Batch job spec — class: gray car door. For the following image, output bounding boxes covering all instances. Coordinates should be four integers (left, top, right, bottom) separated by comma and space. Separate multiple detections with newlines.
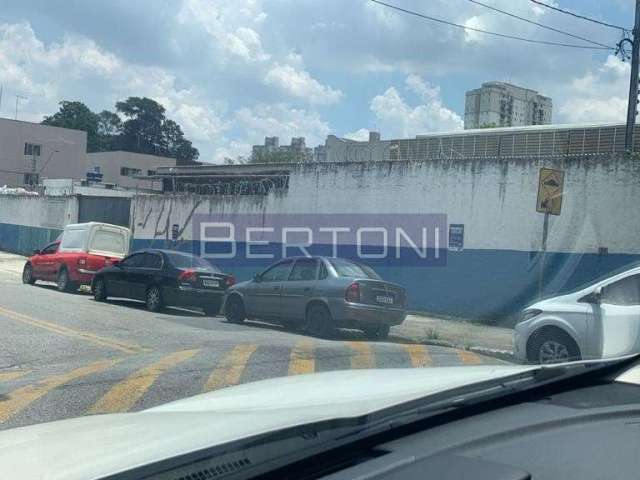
249, 260, 293, 318
280, 258, 319, 321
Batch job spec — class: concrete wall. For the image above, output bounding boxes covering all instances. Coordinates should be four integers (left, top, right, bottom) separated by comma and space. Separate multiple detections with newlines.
0, 118, 87, 187
0, 195, 78, 254
86, 151, 174, 191
130, 154, 640, 323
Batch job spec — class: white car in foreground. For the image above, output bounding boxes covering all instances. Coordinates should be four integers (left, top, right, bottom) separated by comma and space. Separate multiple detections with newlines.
515, 264, 640, 364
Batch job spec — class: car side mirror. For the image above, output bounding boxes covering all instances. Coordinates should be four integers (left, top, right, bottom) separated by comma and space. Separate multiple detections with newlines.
253, 273, 262, 282
579, 286, 602, 304
112, 260, 122, 268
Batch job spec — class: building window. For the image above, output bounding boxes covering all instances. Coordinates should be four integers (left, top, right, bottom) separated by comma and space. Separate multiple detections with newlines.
23, 173, 39, 185
24, 143, 41, 156
147, 169, 156, 176
120, 167, 141, 177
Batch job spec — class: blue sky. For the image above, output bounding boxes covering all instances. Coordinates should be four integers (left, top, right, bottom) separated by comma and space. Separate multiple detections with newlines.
0, 0, 634, 162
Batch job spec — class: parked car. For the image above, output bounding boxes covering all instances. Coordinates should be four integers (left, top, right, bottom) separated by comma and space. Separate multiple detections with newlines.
223, 256, 407, 338
22, 222, 131, 292
91, 249, 235, 315
514, 263, 640, 364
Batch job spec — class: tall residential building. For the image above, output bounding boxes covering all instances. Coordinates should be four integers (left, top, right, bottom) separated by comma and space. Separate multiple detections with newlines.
464, 81, 552, 129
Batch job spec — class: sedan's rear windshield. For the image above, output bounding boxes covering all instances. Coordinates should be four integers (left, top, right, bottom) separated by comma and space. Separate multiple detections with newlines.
166, 252, 220, 272
329, 258, 381, 279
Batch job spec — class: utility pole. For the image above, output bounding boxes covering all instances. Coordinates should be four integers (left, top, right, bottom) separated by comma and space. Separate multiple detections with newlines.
624, 0, 640, 153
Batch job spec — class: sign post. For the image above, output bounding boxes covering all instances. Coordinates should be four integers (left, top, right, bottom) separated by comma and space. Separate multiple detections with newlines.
536, 168, 564, 296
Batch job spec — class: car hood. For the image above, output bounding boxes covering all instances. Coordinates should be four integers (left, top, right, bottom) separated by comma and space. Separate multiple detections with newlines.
0, 365, 534, 480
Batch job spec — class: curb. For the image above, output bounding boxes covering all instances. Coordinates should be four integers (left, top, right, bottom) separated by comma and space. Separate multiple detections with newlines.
388, 333, 517, 364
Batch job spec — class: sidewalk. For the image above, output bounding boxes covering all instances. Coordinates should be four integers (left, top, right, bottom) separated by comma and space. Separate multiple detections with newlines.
0, 251, 26, 277
392, 314, 515, 360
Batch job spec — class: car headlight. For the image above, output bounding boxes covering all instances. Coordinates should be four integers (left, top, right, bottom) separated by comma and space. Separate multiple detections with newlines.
521, 309, 542, 322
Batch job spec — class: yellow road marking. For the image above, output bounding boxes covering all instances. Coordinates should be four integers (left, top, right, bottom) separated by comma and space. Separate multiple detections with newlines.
457, 349, 482, 365
0, 305, 147, 354
347, 342, 375, 369
88, 349, 199, 414
401, 344, 432, 367
0, 360, 117, 423
204, 344, 258, 391
0, 370, 31, 382
288, 339, 316, 375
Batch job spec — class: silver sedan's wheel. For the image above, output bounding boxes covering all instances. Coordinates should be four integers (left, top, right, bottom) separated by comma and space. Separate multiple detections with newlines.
305, 304, 334, 339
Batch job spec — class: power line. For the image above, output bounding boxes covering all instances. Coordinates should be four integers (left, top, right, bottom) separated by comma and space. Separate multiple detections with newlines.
467, 0, 613, 49
530, 0, 628, 32
369, 0, 613, 50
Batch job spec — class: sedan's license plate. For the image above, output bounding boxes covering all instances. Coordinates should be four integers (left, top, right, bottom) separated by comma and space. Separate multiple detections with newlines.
376, 295, 394, 305
202, 279, 220, 288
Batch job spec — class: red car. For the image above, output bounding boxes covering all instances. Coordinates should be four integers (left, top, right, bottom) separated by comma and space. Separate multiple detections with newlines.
22, 222, 131, 292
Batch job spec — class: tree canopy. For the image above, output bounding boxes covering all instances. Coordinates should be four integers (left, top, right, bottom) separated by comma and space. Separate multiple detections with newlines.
42, 97, 199, 163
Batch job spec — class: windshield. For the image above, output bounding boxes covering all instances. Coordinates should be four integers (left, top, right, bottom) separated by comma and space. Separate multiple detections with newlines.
330, 258, 382, 279
2, 0, 639, 475
165, 251, 219, 271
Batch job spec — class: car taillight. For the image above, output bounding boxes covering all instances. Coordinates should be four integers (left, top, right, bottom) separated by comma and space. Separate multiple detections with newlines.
225, 275, 236, 287
345, 282, 360, 303
77, 258, 87, 266
178, 269, 197, 283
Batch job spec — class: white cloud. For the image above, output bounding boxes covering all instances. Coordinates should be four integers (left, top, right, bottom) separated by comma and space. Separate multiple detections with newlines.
233, 103, 330, 147
177, 0, 269, 63
264, 63, 343, 105
369, 75, 463, 137
0, 22, 121, 99
557, 55, 629, 124
0, 21, 228, 157
344, 128, 371, 141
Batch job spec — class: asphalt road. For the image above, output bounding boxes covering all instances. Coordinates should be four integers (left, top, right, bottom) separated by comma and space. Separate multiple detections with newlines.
0, 266, 504, 431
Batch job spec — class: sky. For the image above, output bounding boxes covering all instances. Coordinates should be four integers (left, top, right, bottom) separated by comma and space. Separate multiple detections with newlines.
0, 0, 634, 163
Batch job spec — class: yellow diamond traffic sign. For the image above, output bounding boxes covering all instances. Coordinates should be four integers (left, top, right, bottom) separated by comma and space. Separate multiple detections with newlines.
536, 167, 564, 216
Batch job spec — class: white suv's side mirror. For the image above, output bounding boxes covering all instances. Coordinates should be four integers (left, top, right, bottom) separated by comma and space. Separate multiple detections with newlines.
580, 286, 602, 304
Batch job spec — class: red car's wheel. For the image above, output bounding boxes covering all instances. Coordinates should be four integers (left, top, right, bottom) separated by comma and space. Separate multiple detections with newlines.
22, 263, 36, 285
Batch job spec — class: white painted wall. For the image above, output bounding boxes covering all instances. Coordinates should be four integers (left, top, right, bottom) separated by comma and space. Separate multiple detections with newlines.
0, 195, 78, 229
131, 155, 640, 256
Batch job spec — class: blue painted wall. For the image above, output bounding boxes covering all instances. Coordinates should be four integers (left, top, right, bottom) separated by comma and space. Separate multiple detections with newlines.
0, 223, 62, 256
131, 237, 640, 325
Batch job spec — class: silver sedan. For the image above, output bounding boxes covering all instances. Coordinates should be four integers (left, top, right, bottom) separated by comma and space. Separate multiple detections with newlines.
223, 256, 407, 338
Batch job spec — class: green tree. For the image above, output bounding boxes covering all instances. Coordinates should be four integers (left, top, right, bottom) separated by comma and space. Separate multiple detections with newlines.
250, 150, 298, 164
42, 101, 100, 152
96, 110, 122, 151
43, 97, 199, 163
116, 97, 199, 163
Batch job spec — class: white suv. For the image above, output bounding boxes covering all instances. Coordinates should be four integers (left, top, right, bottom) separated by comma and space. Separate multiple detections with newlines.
514, 264, 640, 364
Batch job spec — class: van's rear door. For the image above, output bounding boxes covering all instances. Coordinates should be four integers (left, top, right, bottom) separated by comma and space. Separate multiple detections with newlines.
87, 224, 131, 261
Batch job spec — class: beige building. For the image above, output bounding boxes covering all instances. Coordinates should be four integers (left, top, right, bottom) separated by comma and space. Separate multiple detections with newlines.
86, 151, 175, 191
465, 81, 552, 129
0, 118, 87, 187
